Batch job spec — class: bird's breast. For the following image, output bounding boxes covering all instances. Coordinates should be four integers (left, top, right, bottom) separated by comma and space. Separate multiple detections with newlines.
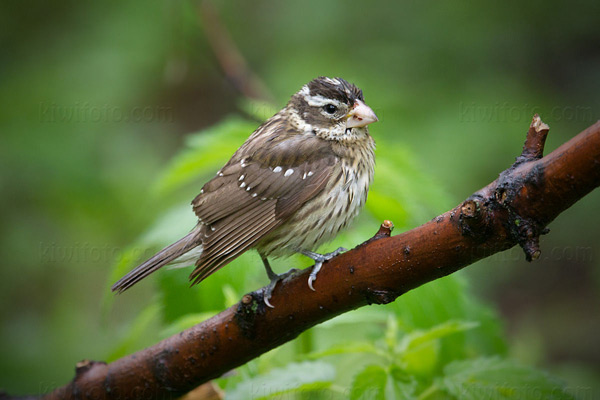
257, 143, 375, 257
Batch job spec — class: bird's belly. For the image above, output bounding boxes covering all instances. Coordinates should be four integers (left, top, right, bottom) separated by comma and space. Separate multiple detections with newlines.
256, 164, 371, 258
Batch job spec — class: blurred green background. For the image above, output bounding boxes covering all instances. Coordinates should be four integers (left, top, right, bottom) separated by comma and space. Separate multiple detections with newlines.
1, 0, 599, 398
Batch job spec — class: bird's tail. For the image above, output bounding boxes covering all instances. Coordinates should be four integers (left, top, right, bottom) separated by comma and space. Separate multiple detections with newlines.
111, 228, 202, 293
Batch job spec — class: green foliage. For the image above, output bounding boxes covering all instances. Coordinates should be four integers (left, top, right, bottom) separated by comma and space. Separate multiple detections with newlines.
107, 303, 162, 361
153, 117, 258, 196
440, 357, 575, 400
350, 364, 414, 400
226, 361, 335, 400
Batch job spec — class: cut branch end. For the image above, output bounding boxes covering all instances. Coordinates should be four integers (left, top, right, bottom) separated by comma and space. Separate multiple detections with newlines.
374, 220, 394, 239
519, 114, 550, 162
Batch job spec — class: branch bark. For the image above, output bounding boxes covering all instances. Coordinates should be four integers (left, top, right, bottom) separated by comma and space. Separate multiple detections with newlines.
10, 116, 600, 400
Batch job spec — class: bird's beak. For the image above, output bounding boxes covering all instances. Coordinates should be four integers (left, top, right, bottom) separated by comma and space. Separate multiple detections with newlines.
346, 99, 378, 128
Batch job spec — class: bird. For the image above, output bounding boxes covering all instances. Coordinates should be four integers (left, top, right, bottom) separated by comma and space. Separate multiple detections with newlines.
112, 77, 378, 307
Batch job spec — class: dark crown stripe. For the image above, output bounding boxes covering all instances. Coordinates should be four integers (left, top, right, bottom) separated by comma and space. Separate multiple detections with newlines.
307, 77, 364, 104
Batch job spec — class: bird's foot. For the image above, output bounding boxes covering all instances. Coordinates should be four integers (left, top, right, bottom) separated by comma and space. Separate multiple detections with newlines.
301, 247, 347, 291
263, 268, 300, 308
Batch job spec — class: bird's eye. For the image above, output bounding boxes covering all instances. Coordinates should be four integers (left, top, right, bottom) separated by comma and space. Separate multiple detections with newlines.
323, 104, 337, 114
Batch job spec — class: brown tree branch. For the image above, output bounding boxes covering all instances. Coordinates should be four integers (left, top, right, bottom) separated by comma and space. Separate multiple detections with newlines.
7, 116, 599, 400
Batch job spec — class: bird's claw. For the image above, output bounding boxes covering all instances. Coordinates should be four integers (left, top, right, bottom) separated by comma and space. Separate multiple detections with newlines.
303, 247, 347, 291
263, 268, 300, 308
264, 295, 274, 308
308, 262, 322, 291
263, 280, 278, 308
263, 244, 348, 304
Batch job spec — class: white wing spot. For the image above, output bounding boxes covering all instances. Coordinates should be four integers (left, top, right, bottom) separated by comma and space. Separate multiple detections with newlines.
252, 193, 257, 197
302, 172, 307, 179
284, 168, 294, 177
261, 197, 267, 201
218, 172, 223, 177
240, 182, 246, 188
239, 175, 245, 181
210, 226, 216, 232
246, 186, 251, 191
273, 166, 282, 173
240, 158, 248, 168
307, 171, 314, 177
200, 189, 204, 193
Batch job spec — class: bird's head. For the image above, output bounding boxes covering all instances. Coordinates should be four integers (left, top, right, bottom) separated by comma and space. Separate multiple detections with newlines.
289, 77, 378, 142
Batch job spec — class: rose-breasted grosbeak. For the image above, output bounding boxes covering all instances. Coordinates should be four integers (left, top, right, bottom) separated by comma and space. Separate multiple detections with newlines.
112, 77, 378, 307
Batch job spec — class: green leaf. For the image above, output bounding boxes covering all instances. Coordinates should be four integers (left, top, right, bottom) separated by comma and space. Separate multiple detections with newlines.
351, 365, 417, 400
317, 309, 390, 329
388, 365, 418, 399
137, 203, 198, 246
399, 320, 480, 353
107, 303, 162, 361
226, 361, 335, 400
385, 274, 507, 361
102, 203, 196, 316
385, 315, 400, 352
152, 117, 258, 196
398, 320, 479, 377
368, 142, 452, 229
101, 245, 149, 315
308, 342, 385, 360
440, 357, 575, 400
222, 284, 240, 308
351, 365, 388, 400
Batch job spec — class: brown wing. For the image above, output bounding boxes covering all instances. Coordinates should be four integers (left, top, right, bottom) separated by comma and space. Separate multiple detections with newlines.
189, 130, 338, 284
